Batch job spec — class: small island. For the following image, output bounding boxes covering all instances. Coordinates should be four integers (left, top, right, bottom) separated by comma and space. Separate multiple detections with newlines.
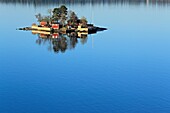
18, 5, 107, 53
18, 5, 107, 34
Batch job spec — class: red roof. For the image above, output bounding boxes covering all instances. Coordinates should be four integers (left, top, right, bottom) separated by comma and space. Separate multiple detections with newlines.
52, 24, 59, 29
40, 21, 47, 26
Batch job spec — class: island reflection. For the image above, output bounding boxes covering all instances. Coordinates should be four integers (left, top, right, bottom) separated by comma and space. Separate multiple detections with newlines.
33, 31, 92, 53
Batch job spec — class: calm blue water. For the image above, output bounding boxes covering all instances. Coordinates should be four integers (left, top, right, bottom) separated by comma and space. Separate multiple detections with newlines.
1, 1, 170, 113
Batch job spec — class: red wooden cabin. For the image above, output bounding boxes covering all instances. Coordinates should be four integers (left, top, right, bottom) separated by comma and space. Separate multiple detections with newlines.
40, 21, 47, 26
52, 24, 59, 30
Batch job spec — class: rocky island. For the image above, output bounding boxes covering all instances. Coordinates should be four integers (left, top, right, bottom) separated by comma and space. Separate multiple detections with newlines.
18, 5, 107, 34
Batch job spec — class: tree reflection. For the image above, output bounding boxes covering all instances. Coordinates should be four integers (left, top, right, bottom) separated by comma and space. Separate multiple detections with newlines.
33, 31, 89, 54
1, 0, 170, 6
52, 37, 67, 53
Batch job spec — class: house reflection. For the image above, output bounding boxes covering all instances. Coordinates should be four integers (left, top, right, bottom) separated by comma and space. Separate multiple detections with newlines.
33, 30, 90, 53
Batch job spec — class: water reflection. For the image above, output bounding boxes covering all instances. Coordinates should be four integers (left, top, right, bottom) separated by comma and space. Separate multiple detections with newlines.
1, 0, 170, 6
33, 30, 91, 53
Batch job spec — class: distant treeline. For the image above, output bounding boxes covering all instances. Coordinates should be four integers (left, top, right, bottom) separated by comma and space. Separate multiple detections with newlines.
1, 0, 170, 6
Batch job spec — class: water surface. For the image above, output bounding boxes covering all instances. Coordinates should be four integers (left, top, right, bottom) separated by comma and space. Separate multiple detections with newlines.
0, 1, 170, 113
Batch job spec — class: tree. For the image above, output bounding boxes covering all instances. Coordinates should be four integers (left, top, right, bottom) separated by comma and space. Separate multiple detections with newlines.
60, 13, 67, 26
52, 5, 68, 24
67, 11, 78, 27
35, 5, 89, 28
35, 13, 51, 22
35, 13, 43, 22
60, 5, 67, 15
52, 8, 60, 22
60, 5, 68, 26
80, 16, 88, 27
